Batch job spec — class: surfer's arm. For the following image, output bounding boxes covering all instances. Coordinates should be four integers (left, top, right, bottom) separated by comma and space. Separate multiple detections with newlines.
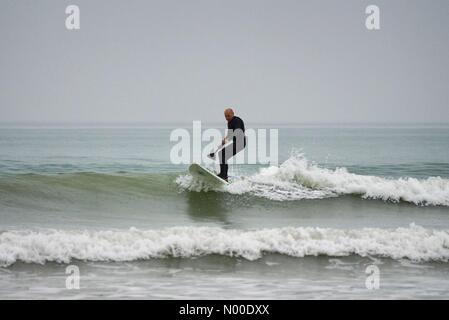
223, 118, 244, 145
223, 129, 233, 145
223, 117, 244, 145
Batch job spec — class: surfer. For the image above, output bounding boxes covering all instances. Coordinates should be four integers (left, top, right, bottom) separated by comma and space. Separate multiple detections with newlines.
217, 108, 246, 181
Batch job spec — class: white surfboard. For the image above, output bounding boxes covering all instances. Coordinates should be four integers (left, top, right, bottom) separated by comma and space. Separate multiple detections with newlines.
188, 163, 229, 185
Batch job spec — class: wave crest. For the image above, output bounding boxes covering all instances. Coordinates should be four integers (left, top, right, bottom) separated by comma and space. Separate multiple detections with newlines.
1, 224, 448, 266
179, 154, 449, 205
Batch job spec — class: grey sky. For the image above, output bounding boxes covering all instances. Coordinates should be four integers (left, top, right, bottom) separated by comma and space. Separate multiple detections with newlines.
1, 0, 448, 124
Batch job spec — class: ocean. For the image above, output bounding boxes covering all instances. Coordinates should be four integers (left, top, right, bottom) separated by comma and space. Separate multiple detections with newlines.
0, 124, 448, 299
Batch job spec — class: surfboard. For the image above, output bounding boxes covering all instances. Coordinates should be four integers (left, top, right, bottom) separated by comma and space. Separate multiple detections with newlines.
188, 163, 229, 185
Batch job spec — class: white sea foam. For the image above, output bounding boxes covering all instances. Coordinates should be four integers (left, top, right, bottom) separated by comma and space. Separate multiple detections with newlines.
178, 154, 449, 205
1, 224, 448, 266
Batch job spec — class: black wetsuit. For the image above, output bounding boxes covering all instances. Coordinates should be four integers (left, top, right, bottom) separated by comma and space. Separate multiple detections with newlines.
218, 116, 246, 179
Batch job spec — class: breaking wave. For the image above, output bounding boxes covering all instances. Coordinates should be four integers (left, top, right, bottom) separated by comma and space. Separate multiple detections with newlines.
177, 154, 449, 205
1, 224, 448, 267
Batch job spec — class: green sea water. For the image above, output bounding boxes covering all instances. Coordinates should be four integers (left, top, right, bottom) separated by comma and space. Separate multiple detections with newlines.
1, 124, 448, 299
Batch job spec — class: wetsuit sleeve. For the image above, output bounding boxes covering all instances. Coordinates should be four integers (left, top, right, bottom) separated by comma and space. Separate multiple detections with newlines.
225, 118, 234, 141
225, 117, 245, 142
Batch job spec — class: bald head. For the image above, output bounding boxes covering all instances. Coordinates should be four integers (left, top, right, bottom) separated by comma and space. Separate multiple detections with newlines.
224, 108, 234, 122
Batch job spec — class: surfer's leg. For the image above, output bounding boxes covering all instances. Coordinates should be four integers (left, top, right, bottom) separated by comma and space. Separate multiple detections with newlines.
218, 144, 234, 179
218, 164, 228, 180
218, 143, 246, 180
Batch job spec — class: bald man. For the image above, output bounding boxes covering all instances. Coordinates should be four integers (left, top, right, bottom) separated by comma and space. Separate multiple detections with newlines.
217, 108, 246, 181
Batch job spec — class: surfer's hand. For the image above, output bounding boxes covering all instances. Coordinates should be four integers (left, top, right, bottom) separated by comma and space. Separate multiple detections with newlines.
221, 139, 226, 145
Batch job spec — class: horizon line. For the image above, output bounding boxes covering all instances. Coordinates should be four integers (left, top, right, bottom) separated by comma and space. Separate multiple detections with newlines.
1, 121, 449, 129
